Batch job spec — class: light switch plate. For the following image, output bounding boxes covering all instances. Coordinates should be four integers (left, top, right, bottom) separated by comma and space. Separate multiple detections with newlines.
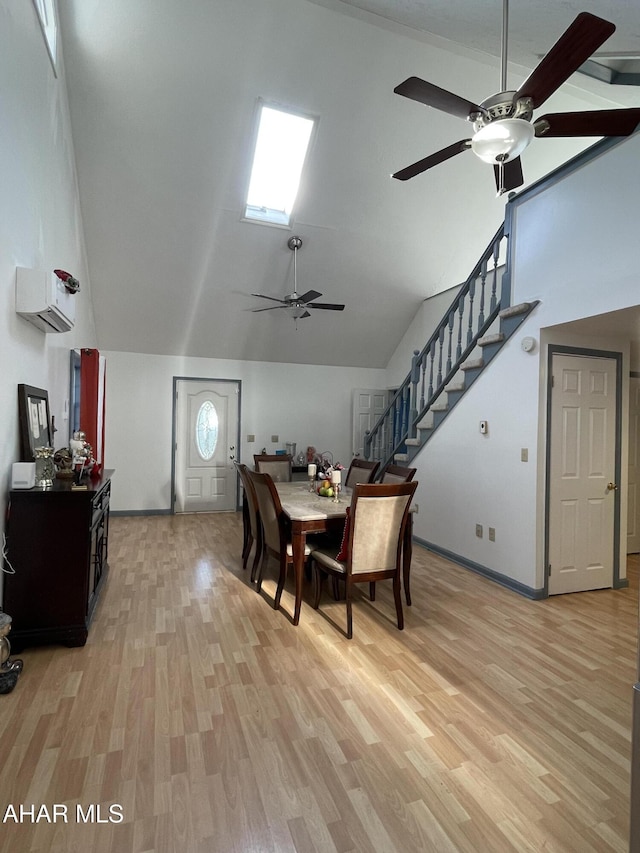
271, 435, 279, 443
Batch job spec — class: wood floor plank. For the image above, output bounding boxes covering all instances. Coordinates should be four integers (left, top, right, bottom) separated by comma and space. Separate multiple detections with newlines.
0, 514, 636, 852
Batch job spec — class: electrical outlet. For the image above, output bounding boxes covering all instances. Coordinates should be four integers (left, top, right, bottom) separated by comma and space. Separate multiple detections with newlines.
413, 503, 419, 514
489, 527, 496, 542
521, 448, 528, 462
271, 434, 279, 443
476, 523, 483, 538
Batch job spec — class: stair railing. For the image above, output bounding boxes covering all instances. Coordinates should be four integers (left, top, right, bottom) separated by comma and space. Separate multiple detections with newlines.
364, 224, 508, 468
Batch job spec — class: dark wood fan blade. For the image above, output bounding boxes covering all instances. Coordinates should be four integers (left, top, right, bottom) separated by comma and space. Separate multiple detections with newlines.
300, 311, 311, 319
252, 305, 287, 313
308, 303, 345, 311
534, 108, 640, 138
250, 293, 288, 304
298, 289, 322, 303
392, 140, 471, 181
515, 12, 615, 109
394, 77, 484, 120
493, 157, 524, 194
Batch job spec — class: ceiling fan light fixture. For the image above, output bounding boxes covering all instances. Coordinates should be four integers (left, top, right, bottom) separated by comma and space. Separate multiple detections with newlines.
290, 304, 307, 319
471, 118, 534, 164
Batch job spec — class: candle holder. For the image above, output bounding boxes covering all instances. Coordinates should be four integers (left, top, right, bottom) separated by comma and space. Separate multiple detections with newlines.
332, 483, 340, 503
307, 463, 317, 492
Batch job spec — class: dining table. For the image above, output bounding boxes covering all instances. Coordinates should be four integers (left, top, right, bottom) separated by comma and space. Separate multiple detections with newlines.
274, 481, 415, 626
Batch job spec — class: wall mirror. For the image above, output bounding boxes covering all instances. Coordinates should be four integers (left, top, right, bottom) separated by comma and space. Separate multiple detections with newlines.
18, 384, 52, 461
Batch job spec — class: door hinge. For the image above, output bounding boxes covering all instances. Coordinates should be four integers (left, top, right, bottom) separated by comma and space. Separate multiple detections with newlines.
548, 563, 552, 576
551, 375, 554, 387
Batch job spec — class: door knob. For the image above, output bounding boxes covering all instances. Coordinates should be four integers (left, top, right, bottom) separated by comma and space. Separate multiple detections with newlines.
607, 482, 618, 491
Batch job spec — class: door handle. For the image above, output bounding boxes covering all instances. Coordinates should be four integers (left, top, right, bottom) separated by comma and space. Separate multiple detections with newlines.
607, 482, 618, 491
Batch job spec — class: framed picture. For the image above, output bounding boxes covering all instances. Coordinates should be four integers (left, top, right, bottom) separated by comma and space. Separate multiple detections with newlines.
18, 384, 52, 461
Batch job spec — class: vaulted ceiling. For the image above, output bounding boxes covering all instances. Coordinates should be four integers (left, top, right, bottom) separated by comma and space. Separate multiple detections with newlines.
58, 0, 640, 367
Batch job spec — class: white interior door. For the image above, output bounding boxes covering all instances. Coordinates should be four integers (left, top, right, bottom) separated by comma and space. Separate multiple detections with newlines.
174, 379, 239, 513
352, 388, 388, 457
628, 376, 640, 553
548, 354, 618, 594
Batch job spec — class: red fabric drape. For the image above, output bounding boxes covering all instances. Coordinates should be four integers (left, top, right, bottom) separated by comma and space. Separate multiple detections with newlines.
80, 348, 105, 466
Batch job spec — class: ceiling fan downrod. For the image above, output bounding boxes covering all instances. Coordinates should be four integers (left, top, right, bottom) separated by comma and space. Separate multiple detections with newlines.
500, 0, 509, 93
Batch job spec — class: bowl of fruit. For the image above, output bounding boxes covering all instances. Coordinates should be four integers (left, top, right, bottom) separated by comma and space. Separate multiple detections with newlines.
317, 479, 334, 498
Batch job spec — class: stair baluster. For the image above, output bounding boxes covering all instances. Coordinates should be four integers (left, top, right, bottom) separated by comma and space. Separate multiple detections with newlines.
478, 260, 487, 329
467, 279, 476, 347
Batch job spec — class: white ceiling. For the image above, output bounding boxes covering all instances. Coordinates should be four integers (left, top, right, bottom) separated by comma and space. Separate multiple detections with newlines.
57, 0, 640, 368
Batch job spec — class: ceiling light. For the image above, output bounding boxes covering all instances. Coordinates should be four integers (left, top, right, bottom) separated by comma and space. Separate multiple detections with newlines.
471, 118, 534, 164
290, 305, 306, 319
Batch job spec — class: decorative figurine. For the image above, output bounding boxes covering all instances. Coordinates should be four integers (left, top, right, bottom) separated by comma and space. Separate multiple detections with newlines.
69, 430, 95, 480
54, 447, 75, 480
0, 612, 23, 695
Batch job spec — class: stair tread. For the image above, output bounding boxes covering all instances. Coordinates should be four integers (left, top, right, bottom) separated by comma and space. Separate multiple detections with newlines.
461, 357, 484, 370
478, 332, 504, 346
405, 438, 421, 446
499, 301, 531, 319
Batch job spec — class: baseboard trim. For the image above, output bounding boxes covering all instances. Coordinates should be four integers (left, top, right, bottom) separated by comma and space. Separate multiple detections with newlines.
413, 537, 546, 600
110, 509, 172, 517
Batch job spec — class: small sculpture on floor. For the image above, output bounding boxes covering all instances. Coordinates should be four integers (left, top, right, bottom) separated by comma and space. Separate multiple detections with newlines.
0, 612, 23, 695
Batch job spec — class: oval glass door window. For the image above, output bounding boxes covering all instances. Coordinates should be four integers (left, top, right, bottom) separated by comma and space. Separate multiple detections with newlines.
195, 400, 219, 460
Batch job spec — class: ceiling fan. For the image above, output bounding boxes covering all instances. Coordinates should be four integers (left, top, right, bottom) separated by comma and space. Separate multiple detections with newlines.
392, 2, 640, 194
251, 236, 345, 320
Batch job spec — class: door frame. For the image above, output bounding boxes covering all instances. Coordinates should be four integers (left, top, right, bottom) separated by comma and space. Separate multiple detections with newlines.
544, 345, 624, 596
171, 376, 242, 514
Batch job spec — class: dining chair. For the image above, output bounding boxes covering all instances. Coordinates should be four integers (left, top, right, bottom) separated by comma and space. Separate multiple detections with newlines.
235, 462, 263, 582
344, 457, 380, 489
247, 469, 316, 613
311, 481, 417, 639
378, 463, 417, 484
253, 453, 293, 482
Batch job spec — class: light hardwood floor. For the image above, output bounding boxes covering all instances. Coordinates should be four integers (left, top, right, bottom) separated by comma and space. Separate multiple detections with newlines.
0, 513, 637, 852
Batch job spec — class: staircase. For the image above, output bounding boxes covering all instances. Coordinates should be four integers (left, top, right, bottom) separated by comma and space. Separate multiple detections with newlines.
364, 223, 538, 469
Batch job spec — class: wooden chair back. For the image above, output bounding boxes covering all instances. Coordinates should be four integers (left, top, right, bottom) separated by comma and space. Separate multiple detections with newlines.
344, 458, 380, 489
347, 482, 417, 576
236, 462, 260, 539
247, 469, 286, 555
253, 454, 293, 482
379, 464, 417, 484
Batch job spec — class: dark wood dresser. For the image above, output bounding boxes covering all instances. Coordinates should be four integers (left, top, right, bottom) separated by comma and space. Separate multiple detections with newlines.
3, 470, 114, 651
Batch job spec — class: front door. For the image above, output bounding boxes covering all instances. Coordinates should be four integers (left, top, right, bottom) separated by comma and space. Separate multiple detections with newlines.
174, 379, 240, 513
547, 353, 619, 594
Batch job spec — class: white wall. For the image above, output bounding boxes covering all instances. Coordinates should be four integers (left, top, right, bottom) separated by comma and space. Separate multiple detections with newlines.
385, 286, 461, 388
401, 133, 640, 592
0, 4, 97, 601
104, 351, 387, 511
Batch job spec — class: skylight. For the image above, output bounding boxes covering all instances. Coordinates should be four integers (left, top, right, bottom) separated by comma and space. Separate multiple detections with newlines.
244, 102, 316, 227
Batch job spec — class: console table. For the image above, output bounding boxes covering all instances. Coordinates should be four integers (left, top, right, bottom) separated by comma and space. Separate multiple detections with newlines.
3, 470, 114, 651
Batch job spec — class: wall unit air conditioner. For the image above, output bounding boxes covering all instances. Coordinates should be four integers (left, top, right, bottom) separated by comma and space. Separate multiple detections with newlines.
16, 267, 76, 333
